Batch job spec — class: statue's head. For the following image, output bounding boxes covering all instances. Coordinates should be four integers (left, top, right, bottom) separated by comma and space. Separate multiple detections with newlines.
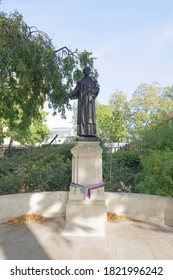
83, 66, 91, 77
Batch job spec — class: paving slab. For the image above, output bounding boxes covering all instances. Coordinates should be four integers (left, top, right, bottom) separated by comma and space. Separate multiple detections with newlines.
63, 221, 106, 237
0, 218, 173, 260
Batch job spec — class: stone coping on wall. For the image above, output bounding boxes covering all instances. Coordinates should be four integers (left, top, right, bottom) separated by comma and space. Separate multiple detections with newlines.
0, 191, 173, 227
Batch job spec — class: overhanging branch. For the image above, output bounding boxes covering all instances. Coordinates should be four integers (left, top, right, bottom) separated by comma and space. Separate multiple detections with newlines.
55, 46, 78, 57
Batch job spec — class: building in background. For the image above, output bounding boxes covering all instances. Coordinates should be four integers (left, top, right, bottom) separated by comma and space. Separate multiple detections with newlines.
45, 127, 75, 145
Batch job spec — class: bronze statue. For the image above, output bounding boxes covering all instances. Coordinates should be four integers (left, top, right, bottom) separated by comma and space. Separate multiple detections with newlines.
68, 66, 100, 138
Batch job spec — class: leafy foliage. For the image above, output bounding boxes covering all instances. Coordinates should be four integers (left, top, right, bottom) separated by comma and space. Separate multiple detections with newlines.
104, 150, 142, 192
96, 83, 173, 197
0, 11, 97, 144
136, 149, 173, 196
6, 111, 50, 146
0, 145, 74, 195
130, 82, 173, 136
97, 91, 129, 143
97, 105, 115, 140
137, 120, 173, 151
132, 117, 173, 197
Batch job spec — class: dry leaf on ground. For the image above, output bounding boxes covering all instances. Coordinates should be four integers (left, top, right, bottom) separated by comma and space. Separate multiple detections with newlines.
3, 212, 141, 226
107, 212, 141, 223
3, 214, 53, 226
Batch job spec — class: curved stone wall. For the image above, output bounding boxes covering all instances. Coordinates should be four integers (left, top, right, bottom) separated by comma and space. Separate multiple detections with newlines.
0, 192, 68, 223
105, 192, 173, 227
0, 192, 173, 227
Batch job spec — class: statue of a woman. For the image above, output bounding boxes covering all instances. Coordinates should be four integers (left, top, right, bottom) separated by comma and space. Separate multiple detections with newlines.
68, 66, 100, 137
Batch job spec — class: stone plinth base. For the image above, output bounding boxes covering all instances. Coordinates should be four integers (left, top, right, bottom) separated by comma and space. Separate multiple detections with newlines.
65, 193, 107, 236
66, 199, 107, 222
65, 140, 106, 235
71, 140, 102, 185
65, 191, 107, 236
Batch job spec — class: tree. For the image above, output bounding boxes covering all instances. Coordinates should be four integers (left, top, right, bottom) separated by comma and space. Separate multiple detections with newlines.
6, 111, 51, 147
109, 90, 129, 144
136, 115, 173, 152
162, 85, 173, 102
130, 82, 173, 135
97, 96, 129, 183
0, 11, 98, 144
97, 105, 115, 141
97, 104, 115, 182
97, 91, 129, 144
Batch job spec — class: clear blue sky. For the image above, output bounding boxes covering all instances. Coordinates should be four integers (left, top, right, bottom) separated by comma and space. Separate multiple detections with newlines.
1, 0, 173, 126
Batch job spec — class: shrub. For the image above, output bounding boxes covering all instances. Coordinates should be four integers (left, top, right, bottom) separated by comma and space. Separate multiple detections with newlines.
136, 149, 173, 196
0, 145, 72, 195
104, 150, 142, 192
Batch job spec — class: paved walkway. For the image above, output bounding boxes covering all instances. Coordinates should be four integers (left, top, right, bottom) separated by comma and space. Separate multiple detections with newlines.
0, 218, 173, 260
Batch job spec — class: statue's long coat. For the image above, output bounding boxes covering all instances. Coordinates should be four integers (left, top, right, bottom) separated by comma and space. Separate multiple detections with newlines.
69, 76, 100, 136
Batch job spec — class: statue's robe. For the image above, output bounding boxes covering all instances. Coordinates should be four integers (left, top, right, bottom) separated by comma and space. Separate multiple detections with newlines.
69, 76, 100, 136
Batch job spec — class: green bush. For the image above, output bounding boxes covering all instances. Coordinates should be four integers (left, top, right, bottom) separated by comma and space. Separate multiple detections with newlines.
0, 145, 72, 195
104, 148, 173, 197
1, 139, 173, 197
136, 149, 173, 196
104, 150, 142, 192
139, 121, 173, 151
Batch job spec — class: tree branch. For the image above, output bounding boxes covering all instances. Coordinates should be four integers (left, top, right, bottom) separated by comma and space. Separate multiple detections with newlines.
28, 26, 49, 39
55, 46, 78, 57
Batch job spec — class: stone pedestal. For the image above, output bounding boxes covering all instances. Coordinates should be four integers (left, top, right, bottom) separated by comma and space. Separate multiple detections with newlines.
71, 140, 103, 185
66, 188, 106, 222
64, 140, 107, 236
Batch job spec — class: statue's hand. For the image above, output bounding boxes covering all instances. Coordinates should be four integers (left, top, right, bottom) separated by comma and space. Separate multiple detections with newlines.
91, 88, 98, 97
89, 93, 95, 101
